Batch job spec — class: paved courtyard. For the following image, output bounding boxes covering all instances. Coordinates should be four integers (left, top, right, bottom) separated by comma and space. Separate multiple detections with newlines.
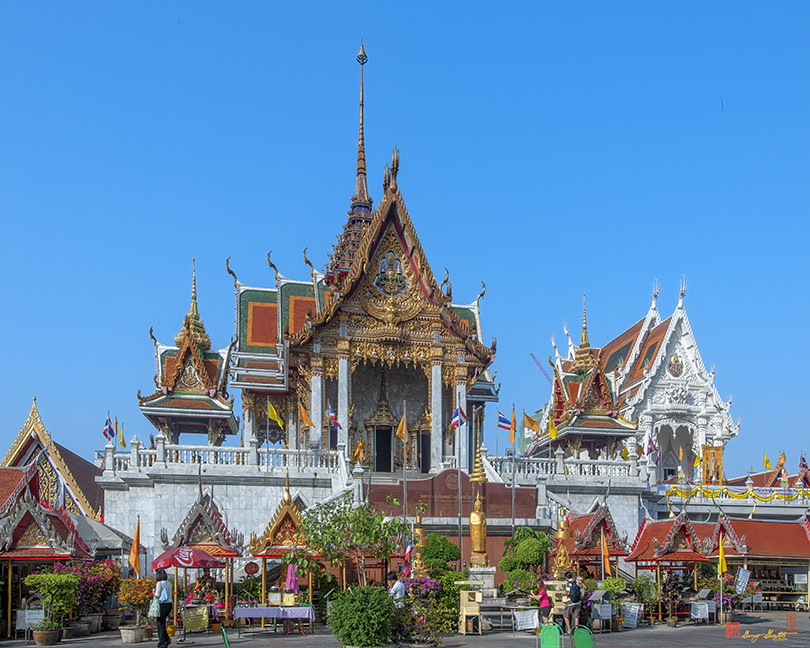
6, 612, 808, 648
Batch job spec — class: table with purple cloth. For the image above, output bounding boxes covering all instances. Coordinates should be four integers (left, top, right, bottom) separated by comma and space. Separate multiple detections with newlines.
233, 606, 314, 636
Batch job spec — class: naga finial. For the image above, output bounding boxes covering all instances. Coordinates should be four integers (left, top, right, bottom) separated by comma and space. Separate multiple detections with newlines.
149, 326, 158, 347
440, 267, 449, 293
225, 256, 239, 289
389, 147, 399, 193
303, 247, 315, 280
476, 281, 486, 309
266, 250, 280, 283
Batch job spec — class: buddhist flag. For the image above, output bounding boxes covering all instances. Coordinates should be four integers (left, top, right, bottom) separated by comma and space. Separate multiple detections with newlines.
523, 412, 540, 435
396, 406, 408, 443
267, 401, 284, 430
620, 446, 629, 461
763, 451, 772, 471
601, 527, 612, 576
694, 454, 700, 469
118, 421, 126, 450
298, 402, 315, 429
509, 405, 516, 446
129, 516, 140, 578
718, 532, 727, 575
678, 446, 683, 461
549, 418, 558, 440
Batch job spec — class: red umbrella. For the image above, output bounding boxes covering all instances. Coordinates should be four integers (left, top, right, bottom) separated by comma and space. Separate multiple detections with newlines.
151, 546, 222, 570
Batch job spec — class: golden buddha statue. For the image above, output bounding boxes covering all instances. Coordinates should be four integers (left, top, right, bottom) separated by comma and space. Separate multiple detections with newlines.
352, 438, 366, 463
470, 493, 489, 567
553, 542, 572, 579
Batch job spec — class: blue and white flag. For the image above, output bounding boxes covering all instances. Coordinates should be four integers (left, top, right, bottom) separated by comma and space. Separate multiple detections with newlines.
102, 416, 114, 442
450, 406, 467, 430
497, 410, 511, 430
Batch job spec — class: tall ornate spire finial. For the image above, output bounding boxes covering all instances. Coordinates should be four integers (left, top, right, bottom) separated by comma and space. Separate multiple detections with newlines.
678, 275, 687, 309
175, 258, 212, 350
350, 42, 372, 213
652, 278, 659, 308
571, 293, 595, 374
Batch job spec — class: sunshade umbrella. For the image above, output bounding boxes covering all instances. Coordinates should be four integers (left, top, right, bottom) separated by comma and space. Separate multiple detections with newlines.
151, 545, 222, 570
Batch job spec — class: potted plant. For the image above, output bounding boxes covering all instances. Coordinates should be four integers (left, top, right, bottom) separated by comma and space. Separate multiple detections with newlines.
118, 577, 156, 643
24, 572, 80, 643
660, 571, 682, 627
328, 586, 396, 647
631, 574, 658, 626
30, 619, 62, 646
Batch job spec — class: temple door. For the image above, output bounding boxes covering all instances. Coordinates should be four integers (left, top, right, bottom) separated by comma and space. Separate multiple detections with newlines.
375, 426, 392, 472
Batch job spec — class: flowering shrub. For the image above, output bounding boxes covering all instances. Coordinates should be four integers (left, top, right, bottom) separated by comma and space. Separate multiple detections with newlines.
53, 560, 122, 615
402, 576, 441, 599
506, 569, 537, 596
119, 577, 156, 619
394, 597, 442, 645
699, 574, 756, 611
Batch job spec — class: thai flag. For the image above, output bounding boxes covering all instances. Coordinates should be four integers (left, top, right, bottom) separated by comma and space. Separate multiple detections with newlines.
800, 454, 808, 471
647, 435, 659, 466
403, 539, 413, 576
103, 416, 114, 442
450, 407, 467, 430
497, 410, 511, 430
328, 402, 342, 430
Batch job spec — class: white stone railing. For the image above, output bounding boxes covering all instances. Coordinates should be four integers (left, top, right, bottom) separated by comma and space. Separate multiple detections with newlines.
489, 447, 647, 483
102, 436, 344, 477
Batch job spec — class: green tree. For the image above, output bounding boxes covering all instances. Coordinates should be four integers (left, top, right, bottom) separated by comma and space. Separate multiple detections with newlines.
24, 573, 79, 625
499, 526, 552, 574
420, 533, 461, 570
293, 492, 409, 586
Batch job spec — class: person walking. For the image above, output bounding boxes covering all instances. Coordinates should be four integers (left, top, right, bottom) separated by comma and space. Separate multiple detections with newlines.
563, 575, 582, 635
531, 578, 553, 624
154, 569, 173, 648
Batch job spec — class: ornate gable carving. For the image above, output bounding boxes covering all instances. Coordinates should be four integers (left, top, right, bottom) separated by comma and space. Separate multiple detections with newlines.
161, 490, 243, 554
653, 512, 703, 558
701, 512, 748, 555
249, 474, 305, 556
574, 503, 628, 553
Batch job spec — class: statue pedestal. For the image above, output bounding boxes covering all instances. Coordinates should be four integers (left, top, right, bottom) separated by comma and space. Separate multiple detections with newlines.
468, 567, 497, 598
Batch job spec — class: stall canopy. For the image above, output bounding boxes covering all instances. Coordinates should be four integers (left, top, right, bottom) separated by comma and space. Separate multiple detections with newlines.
151, 546, 222, 570
67, 511, 135, 555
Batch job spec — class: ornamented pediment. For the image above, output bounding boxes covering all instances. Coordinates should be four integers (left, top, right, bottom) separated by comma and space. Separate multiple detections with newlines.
653, 512, 703, 559
249, 473, 305, 556
0, 488, 90, 557
701, 512, 748, 555
161, 490, 243, 554
574, 503, 628, 553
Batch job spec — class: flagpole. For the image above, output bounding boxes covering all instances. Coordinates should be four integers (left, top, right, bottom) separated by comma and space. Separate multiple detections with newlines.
402, 400, 407, 522
457, 413, 462, 571
511, 403, 516, 537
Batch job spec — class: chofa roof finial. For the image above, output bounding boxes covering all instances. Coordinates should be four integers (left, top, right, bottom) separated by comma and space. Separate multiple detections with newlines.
388, 146, 400, 193
652, 278, 659, 308
678, 275, 687, 309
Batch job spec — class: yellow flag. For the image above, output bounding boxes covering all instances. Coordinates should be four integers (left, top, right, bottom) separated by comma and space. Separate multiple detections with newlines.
678, 446, 683, 461
509, 405, 516, 446
129, 517, 140, 578
763, 451, 772, 471
396, 411, 408, 443
718, 532, 727, 575
523, 412, 540, 434
620, 447, 629, 461
549, 419, 558, 440
119, 421, 126, 450
694, 454, 700, 469
298, 402, 315, 428
602, 527, 612, 576
267, 401, 284, 430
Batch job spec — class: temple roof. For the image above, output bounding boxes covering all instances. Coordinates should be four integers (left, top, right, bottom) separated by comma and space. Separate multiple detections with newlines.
626, 513, 709, 563
138, 267, 237, 435
0, 487, 92, 560
3, 399, 103, 520
161, 489, 243, 557
249, 473, 305, 557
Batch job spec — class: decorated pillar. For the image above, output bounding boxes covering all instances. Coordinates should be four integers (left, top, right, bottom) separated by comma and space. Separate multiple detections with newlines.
455, 355, 468, 471
430, 336, 443, 473
337, 338, 350, 452
310, 353, 324, 450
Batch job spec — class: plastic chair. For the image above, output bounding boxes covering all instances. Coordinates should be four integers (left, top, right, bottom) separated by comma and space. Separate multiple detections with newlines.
539, 622, 564, 648
572, 626, 596, 647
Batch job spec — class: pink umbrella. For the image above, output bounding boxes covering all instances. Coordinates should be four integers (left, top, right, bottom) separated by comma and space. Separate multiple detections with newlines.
151, 546, 222, 570
285, 563, 299, 594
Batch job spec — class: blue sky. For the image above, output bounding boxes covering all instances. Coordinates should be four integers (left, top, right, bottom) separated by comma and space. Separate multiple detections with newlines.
1, 2, 808, 478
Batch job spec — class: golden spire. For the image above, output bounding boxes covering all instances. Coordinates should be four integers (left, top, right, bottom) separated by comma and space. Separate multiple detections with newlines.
350, 42, 372, 213
470, 441, 487, 483
282, 468, 292, 504
175, 258, 212, 350
570, 292, 595, 374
